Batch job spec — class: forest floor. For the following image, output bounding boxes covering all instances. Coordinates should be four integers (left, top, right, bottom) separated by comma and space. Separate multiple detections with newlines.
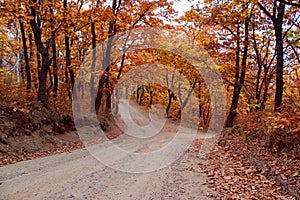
0, 101, 299, 199
203, 130, 300, 199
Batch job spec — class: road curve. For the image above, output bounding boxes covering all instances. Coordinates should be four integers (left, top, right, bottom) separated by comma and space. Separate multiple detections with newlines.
0, 101, 218, 200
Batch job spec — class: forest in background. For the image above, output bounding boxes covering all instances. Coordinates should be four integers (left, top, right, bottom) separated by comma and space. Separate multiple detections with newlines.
0, 0, 299, 147
0, 0, 300, 198
0, 0, 299, 124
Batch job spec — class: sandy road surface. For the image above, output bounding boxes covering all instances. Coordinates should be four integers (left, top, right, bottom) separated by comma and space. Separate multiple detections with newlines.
0, 101, 218, 200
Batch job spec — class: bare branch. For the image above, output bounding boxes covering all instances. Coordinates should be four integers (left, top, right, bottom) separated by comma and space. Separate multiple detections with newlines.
278, 0, 300, 8
257, 1, 275, 21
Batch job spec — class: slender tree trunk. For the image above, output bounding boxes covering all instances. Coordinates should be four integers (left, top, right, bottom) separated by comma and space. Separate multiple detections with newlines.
258, 1, 285, 110
19, 21, 31, 91
197, 82, 202, 118
38, 54, 50, 107
95, 0, 118, 114
49, 3, 58, 98
136, 86, 140, 103
35, 52, 41, 89
226, 18, 249, 127
106, 87, 112, 112
64, 35, 72, 100
47, 65, 53, 94
146, 83, 153, 107
226, 24, 241, 128
139, 87, 145, 105
255, 66, 262, 103
95, 76, 106, 113
64, 0, 72, 100
149, 91, 153, 107
90, 20, 96, 111
51, 34, 58, 97
166, 89, 174, 117
29, 33, 34, 61
252, 20, 262, 104
30, 1, 50, 107
177, 79, 197, 119
261, 79, 270, 110
274, 3, 285, 110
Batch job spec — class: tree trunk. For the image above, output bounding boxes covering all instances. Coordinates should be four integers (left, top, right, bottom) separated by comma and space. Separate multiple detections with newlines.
94, 0, 118, 114
19, 21, 31, 91
90, 20, 96, 111
177, 79, 197, 119
63, 0, 72, 100
52, 34, 58, 98
149, 91, 153, 107
38, 54, 50, 107
261, 79, 270, 110
30, 1, 50, 107
106, 87, 112, 112
226, 18, 249, 127
136, 86, 140, 103
166, 89, 174, 117
139, 87, 145, 105
49, 2, 58, 98
95, 76, 106, 114
47, 65, 53, 94
274, 3, 285, 110
258, 1, 285, 110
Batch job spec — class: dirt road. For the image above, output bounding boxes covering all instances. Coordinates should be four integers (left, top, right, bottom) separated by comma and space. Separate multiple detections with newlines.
0, 101, 219, 199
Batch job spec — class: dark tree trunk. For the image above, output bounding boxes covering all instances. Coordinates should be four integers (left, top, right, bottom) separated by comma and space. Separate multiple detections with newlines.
64, 35, 72, 100
117, 52, 126, 80
225, 24, 241, 128
166, 89, 174, 117
165, 69, 175, 117
197, 82, 202, 118
47, 65, 53, 94
226, 18, 250, 127
136, 86, 140, 102
64, 0, 72, 100
139, 87, 145, 105
198, 104, 202, 118
177, 79, 197, 119
51, 34, 58, 97
255, 65, 262, 103
36, 52, 41, 89
49, 3, 58, 98
106, 88, 112, 112
274, 3, 285, 110
90, 20, 96, 111
258, 1, 286, 110
19, 21, 31, 91
261, 79, 270, 110
95, 0, 118, 114
38, 54, 50, 107
149, 91, 153, 107
19, 52, 25, 81
30, 1, 50, 107
95, 76, 106, 114
252, 20, 263, 104
29, 33, 34, 61
146, 83, 153, 107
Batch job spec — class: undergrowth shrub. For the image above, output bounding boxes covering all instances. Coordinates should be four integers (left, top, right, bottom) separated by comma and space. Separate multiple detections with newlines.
237, 103, 300, 156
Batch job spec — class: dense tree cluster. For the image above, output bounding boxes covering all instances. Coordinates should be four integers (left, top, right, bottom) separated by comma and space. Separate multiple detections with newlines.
0, 0, 299, 127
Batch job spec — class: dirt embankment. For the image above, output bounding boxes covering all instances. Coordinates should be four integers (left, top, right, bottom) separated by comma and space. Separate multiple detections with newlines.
0, 102, 81, 164
0, 101, 124, 166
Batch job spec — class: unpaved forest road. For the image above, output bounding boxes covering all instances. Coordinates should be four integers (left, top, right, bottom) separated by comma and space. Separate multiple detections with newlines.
0, 102, 218, 200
